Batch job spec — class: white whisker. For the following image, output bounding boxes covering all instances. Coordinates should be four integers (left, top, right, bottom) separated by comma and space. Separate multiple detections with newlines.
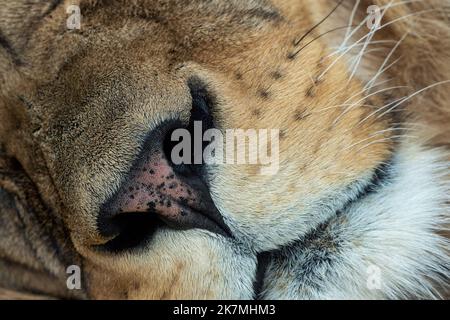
319, 7, 436, 82
344, 0, 361, 41
343, 129, 412, 151
355, 96, 407, 128
365, 32, 409, 90
354, 135, 416, 153
376, 80, 450, 119
332, 86, 408, 125
328, 40, 398, 54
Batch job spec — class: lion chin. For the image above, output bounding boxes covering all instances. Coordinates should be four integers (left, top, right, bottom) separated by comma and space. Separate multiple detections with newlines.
0, 0, 449, 300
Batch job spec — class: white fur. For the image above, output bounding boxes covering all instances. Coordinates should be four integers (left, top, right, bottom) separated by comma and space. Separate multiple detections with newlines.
261, 140, 449, 299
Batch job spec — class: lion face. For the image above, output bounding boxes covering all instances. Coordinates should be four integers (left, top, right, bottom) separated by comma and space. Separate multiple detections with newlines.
0, 0, 448, 299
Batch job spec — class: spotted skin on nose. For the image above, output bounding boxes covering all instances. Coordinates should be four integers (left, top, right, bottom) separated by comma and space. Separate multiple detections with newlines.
100, 143, 231, 238
118, 151, 197, 216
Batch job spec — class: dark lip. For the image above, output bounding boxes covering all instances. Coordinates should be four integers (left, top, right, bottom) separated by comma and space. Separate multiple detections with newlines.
95, 199, 232, 253
250, 159, 396, 297
161, 200, 233, 239
350, 158, 394, 204
94, 212, 231, 255
94, 212, 163, 253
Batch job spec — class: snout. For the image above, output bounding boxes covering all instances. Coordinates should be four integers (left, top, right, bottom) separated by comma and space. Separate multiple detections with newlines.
98, 94, 231, 252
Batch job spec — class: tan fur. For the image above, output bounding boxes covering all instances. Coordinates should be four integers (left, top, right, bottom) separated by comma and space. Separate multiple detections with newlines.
0, 0, 448, 299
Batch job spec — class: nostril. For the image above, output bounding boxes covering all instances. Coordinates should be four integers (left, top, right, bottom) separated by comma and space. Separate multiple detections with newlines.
188, 83, 214, 130
163, 80, 216, 176
97, 212, 163, 252
96, 80, 224, 252
162, 126, 196, 177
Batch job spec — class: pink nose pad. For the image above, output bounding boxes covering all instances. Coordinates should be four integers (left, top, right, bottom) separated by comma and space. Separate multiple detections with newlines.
99, 146, 231, 241
117, 151, 198, 220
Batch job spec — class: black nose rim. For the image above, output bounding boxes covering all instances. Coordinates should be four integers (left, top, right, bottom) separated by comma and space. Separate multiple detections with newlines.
96, 211, 163, 253
96, 197, 232, 253
163, 78, 216, 178
153, 202, 233, 239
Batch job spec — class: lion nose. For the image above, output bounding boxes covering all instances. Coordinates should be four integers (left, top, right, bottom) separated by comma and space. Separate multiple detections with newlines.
97, 118, 231, 252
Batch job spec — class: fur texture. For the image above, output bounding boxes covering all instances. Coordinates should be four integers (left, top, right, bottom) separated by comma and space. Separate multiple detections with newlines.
0, 0, 449, 299
262, 140, 450, 299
